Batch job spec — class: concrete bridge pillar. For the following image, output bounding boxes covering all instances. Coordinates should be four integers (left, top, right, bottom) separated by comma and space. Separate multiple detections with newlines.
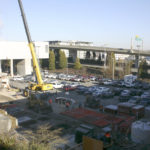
10, 59, 14, 77
69, 50, 77, 62
17, 59, 32, 75
0, 60, 2, 73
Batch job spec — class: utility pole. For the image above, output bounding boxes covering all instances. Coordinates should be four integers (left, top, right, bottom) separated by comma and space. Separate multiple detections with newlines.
112, 58, 115, 80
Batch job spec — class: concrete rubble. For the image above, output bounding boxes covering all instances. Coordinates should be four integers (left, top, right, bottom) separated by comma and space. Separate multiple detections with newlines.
0, 114, 12, 133
0, 109, 18, 133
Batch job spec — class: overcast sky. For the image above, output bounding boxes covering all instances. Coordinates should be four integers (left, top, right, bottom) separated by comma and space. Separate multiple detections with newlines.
0, 0, 150, 50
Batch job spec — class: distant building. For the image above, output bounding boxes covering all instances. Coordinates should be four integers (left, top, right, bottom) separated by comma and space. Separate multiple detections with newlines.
0, 41, 49, 76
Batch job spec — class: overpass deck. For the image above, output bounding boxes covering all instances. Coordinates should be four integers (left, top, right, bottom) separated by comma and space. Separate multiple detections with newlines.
49, 45, 150, 56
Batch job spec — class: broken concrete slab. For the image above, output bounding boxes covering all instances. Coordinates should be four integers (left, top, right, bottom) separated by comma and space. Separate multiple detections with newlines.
0, 114, 12, 133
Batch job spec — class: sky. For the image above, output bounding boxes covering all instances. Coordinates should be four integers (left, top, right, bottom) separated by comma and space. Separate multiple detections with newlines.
0, 0, 150, 50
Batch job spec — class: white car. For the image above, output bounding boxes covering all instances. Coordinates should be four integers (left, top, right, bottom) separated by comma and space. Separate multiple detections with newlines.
13, 76, 24, 81
103, 80, 113, 85
52, 83, 63, 89
48, 74, 57, 79
98, 87, 109, 92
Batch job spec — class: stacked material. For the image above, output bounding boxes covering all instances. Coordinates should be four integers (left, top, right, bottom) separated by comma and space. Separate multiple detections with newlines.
119, 116, 135, 133
118, 102, 135, 115
104, 105, 118, 114
131, 121, 150, 144
132, 105, 145, 118
0, 114, 12, 133
145, 106, 150, 118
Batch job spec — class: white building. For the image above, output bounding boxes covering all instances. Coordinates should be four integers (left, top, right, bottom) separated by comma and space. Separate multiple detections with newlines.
0, 41, 49, 76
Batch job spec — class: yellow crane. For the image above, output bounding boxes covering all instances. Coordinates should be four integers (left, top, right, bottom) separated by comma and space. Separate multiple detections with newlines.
18, 0, 53, 96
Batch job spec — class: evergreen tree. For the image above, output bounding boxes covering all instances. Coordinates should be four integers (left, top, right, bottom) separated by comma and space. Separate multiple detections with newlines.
138, 59, 148, 78
58, 50, 63, 69
58, 50, 67, 69
49, 51, 55, 70
74, 57, 82, 69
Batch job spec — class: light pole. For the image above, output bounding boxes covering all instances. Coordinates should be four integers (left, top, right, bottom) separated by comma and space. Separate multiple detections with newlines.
112, 58, 115, 80
67, 57, 68, 75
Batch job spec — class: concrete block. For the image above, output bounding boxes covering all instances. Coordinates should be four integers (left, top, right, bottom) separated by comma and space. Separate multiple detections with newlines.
0, 109, 7, 115
8, 115, 18, 129
0, 114, 12, 133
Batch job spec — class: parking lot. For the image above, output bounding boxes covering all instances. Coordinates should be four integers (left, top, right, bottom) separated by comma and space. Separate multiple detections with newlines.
9, 72, 150, 110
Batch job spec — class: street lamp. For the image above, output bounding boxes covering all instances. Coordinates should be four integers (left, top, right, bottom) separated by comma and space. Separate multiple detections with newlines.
112, 58, 115, 80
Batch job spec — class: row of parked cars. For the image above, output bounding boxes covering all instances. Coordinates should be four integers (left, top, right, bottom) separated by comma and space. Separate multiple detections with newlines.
75, 85, 150, 106
44, 72, 98, 82
99, 79, 150, 89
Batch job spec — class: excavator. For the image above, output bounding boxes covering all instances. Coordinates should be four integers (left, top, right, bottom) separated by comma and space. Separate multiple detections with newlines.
18, 0, 53, 97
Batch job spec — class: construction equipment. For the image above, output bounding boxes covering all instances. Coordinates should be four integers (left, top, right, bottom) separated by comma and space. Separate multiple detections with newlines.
18, 0, 53, 97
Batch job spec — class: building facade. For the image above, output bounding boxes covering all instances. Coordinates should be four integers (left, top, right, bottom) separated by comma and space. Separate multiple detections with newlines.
0, 41, 49, 76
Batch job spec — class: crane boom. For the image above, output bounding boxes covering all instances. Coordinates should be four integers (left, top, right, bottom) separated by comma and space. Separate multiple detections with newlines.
18, 0, 43, 85
18, 0, 53, 93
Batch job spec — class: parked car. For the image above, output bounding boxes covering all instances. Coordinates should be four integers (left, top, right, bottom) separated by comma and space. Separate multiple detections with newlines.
140, 99, 150, 106
61, 81, 69, 87
74, 76, 82, 82
130, 89, 143, 96
124, 82, 135, 88
101, 91, 114, 98
121, 90, 131, 95
134, 82, 143, 89
113, 88, 122, 96
119, 94, 130, 102
90, 76, 97, 81
111, 80, 120, 86
103, 80, 113, 85
128, 96, 141, 104
142, 83, 150, 90
81, 77, 90, 82
141, 91, 150, 99
52, 83, 63, 89
63, 85, 76, 91
119, 90, 131, 101
76, 87, 88, 94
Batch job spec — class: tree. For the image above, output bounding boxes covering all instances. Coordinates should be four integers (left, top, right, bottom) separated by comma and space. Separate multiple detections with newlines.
124, 60, 133, 75
62, 51, 67, 68
49, 50, 55, 70
106, 52, 116, 78
58, 50, 67, 69
74, 57, 82, 69
138, 59, 148, 78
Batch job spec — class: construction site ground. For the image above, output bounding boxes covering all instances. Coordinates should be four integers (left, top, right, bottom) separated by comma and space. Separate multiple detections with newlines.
0, 81, 150, 150
0, 87, 85, 149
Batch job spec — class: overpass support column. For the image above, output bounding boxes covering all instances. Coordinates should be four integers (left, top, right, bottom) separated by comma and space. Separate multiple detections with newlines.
17, 59, 32, 75
70, 50, 77, 62
10, 59, 14, 77
0, 60, 2, 74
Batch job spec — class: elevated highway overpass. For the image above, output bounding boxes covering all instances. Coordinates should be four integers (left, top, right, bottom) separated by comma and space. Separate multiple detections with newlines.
49, 44, 150, 56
